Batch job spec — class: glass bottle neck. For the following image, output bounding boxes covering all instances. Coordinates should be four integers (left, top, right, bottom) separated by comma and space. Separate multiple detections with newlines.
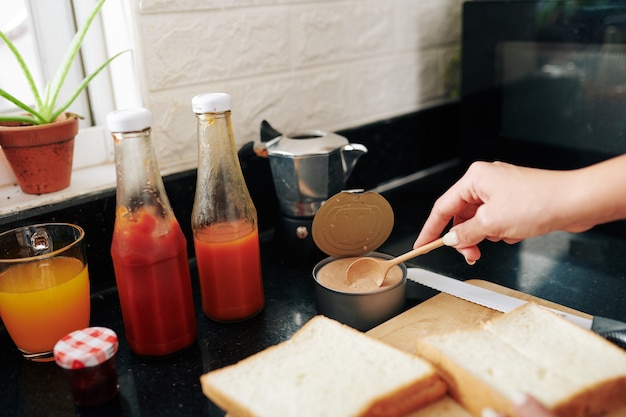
195, 111, 237, 159
192, 110, 257, 227
194, 110, 243, 191
112, 128, 172, 214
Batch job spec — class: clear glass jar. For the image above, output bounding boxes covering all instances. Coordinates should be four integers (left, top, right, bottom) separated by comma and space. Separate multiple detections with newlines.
108, 108, 197, 356
191, 93, 264, 322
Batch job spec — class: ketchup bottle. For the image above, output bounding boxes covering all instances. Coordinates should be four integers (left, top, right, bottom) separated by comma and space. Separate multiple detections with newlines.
191, 93, 264, 322
108, 108, 197, 356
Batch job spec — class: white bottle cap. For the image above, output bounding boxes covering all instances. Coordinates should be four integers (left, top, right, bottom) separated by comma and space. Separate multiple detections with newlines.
192, 93, 232, 114
106, 108, 152, 132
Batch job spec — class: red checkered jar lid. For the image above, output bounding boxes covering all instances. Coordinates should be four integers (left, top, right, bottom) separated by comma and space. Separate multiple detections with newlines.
54, 327, 119, 369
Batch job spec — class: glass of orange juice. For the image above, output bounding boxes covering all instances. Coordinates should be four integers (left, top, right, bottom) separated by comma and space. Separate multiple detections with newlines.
0, 223, 90, 362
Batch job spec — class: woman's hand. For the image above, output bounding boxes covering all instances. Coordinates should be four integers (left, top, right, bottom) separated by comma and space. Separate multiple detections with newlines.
481, 392, 557, 417
513, 394, 558, 417
415, 155, 626, 263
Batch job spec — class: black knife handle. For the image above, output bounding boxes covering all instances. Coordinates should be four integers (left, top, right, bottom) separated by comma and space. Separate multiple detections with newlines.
598, 330, 626, 350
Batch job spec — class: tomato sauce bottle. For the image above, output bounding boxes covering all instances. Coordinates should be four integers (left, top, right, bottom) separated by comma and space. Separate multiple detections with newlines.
191, 93, 264, 322
108, 108, 197, 356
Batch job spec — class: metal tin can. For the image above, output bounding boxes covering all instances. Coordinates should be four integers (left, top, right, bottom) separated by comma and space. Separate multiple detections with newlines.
313, 252, 407, 331
311, 191, 407, 331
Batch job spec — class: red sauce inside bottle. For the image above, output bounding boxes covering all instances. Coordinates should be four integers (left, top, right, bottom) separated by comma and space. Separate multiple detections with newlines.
194, 220, 264, 321
111, 208, 197, 356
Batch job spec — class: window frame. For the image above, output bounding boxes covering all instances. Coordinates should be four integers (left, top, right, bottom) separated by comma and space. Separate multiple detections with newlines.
0, 0, 140, 215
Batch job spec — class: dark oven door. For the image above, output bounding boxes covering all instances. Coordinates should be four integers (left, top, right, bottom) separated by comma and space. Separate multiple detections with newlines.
460, 0, 626, 170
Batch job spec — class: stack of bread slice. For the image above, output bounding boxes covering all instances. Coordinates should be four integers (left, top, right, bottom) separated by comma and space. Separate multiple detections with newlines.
416, 303, 626, 417
200, 303, 626, 417
200, 315, 447, 417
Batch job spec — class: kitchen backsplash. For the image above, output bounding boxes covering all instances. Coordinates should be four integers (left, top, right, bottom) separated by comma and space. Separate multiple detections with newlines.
132, 0, 462, 173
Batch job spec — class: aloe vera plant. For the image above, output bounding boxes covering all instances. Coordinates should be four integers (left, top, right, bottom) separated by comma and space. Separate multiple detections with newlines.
0, 0, 128, 125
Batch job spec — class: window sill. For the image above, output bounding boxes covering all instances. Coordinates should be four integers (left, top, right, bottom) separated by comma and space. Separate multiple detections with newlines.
0, 125, 118, 221
0, 162, 117, 220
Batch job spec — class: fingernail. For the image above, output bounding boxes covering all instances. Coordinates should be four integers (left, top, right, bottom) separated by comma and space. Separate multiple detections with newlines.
465, 257, 476, 266
443, 231, 458, 246
481, 408, 501, 417
510, 389, 528, 406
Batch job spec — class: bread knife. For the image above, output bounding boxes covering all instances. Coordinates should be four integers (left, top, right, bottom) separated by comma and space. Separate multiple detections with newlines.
406, 267, 626, 349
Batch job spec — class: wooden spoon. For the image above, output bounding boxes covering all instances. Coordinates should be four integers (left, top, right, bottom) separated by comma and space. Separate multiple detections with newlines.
345, 232, 457, 287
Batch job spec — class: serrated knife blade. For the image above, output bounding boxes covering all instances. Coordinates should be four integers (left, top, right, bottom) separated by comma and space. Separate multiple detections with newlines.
406, 267, 626, 349
406, 267, 592, 329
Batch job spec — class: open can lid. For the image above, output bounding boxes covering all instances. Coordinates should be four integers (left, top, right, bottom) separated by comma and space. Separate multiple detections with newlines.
54, 327, 119, 370
312, 191, 394, 257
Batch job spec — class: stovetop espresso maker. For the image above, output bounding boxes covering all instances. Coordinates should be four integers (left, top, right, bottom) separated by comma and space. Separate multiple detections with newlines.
255, 121, 367, 262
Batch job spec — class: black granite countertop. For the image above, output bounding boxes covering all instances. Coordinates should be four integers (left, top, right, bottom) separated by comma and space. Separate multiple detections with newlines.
2, 164, 626, 417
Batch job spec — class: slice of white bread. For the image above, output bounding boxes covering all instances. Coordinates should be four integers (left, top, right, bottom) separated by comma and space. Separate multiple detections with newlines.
200, 315, 447, 417
225, 397, 474, 417
416, 303, 626, 417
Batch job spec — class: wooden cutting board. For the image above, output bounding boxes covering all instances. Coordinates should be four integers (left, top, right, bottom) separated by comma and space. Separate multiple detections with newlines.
367, 279, 592, 417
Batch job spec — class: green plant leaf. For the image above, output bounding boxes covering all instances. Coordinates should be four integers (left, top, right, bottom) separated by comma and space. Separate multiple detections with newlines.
0, 31, 43, 113
0, 0, 128, 125
50, 49, 130, 122
0, 88, 42, 123
45, 0, 109, 122
0, 113, 39, 125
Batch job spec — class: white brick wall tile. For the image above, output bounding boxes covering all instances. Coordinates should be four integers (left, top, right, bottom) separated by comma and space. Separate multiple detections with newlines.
416, 0, 460, 49
130, 0, 463, 172
139, 0, 222, 14
290, 2, 394, 68
223, 0, 282, 8
420, 49, 445, 102
139, 8, 291, 89
224, 68, 350, 142
145, 89, 198, 170
348, 56, 417, 122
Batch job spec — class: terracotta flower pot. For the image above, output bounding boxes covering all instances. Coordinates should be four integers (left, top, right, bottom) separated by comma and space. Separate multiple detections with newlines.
0, 113, 78, 195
